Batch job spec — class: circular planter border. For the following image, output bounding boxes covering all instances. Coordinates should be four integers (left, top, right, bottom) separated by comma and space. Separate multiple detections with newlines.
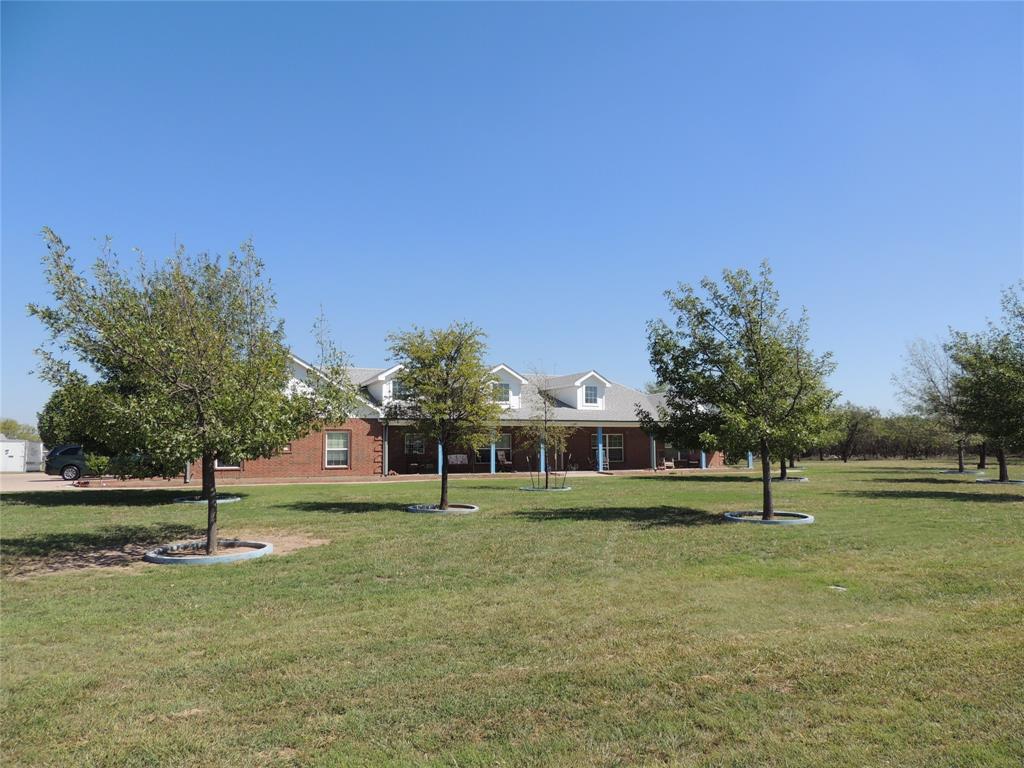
143, 539, 272, 565
173, 495, 241, 504
518, 486, 573, 492
776, 476, 809, 483
406, 503, 479, 514
975, 478, 1024, 485
725, 511, 815, 525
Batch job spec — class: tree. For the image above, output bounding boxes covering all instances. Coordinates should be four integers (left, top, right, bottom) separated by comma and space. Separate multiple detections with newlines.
517, 372, 578, 489
893, 339, 973, 471
773, 379, 838, 479
947, 282, 1024, 482
640, 262, 835, 519
0, 418, 39, 441
29, 229, 354, 553
832, 403, 879, 462
386, 322, 502, 509
880, 414, 951, 460
37, 376, 194, 478
36, 377, 114, 453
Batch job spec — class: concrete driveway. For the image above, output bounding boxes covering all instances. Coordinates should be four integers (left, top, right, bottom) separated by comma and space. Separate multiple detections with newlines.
0, 472, 75, 493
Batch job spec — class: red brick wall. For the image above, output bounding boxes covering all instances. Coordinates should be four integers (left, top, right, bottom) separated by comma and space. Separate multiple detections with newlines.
194, 418, 383, 479
191, 420, 725, 479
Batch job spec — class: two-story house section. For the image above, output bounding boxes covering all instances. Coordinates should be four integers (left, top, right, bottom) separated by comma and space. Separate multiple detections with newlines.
197, 356, 723, 481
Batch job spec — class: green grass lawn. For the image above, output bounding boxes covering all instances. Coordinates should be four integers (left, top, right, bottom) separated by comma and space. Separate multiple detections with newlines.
2, 461, 1023, 767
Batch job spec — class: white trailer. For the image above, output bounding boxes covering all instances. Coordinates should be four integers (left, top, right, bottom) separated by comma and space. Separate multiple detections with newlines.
0, 437, 45, 472
24, 440, 44, 471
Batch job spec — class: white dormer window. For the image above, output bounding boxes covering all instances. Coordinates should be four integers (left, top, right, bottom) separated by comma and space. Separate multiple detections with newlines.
392, 380, 409, 399
584, 385, 598, 405
489, 364, 526, 409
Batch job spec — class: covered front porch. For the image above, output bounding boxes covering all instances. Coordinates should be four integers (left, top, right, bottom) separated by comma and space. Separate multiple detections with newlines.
380, 424, 724, 476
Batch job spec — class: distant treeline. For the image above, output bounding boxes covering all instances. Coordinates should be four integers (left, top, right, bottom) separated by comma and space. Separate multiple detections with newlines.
811, 405, 991, 462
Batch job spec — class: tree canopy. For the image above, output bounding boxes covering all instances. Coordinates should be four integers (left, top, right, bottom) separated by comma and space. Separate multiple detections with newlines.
29, 229, 354, 552
893, 339, 972, 471
640, 262, 836, 519
385, 322, 502, 509
947, 282, 1024, 482
0, 418, 39, 441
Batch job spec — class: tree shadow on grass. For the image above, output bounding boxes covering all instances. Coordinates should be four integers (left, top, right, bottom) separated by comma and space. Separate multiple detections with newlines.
841, 467, 954, 474
633, 474, 759, 483
836, 490, 1024, 504
0, 489, 241, 508
276, 501, 400, 515
514, 505, 727, 528
2, 522, 205, 577
877, 478, 976, 486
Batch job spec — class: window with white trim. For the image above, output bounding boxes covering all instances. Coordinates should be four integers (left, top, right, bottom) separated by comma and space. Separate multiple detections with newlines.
392, 379, 409, 399
476, 433, 511, 463
591, 433, 624, 463
494, 382, 511, 403
584, 385, 598, 405
215, 457, 241, 470
404, 434, 425, 455
325, 431, 350, 468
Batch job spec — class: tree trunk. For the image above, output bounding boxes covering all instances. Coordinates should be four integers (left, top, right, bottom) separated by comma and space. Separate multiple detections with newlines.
200, 461, 213, 500
439, 442, 449, 510
780, 458, 788, 480
202, 452, 218, 555
788, 456, 795, 468
956, 440, 965, 473
997, 447, 1009, 482
818, 448, 825, 461
760, 440, 774, 520
977, 442, 987, 469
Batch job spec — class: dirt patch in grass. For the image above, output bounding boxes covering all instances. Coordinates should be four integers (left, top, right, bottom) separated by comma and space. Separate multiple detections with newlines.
233, 532, 329, 557
2, 530, 328, 579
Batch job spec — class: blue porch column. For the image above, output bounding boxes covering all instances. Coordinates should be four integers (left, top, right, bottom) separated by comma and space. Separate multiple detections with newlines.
539, 442, 546, 474
699, 451, 707, 469
437, 442, 442, 475
490, 440, 496, 474
747, 451, 754, 469
597, 426, 604, 472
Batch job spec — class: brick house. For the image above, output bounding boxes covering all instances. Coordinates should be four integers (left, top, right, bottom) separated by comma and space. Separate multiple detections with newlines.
205, 357, 723, 481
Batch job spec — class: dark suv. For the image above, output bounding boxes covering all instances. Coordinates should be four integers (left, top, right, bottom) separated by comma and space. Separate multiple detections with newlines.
44, 444, 87, 480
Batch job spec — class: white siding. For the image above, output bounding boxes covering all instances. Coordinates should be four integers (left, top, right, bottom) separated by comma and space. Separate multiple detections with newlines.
493, 371, 522, 409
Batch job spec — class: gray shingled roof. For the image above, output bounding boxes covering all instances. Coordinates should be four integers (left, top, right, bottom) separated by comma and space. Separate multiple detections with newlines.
501, 374, 657, 423
349, 367, 392, 388
334, 364, 656, 424
541, 372, 587, 390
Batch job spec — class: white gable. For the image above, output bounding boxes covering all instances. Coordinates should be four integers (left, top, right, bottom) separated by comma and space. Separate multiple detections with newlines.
287, 355, 383, 418
490, 364, 525, 410
544, 370, 609, 411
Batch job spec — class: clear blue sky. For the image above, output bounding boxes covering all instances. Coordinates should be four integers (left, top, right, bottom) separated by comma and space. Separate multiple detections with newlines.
2, 2, 1022, 425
